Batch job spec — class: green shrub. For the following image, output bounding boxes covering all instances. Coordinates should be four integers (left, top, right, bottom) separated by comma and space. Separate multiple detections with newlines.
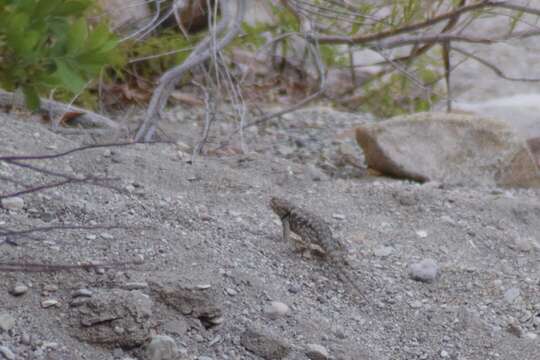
0, 0, 120, 110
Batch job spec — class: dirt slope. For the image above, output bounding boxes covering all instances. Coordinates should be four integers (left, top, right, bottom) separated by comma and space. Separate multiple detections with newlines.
0, 112, 539, 360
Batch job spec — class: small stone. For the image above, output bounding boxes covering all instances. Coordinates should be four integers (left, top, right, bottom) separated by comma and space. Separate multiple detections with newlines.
208, 316, 224, 325
373, 246, 393, 257
288, 286, 300, 294
100, 232, 114, 240
512, 237, 534, 252
440, 350, 449, 358
125, 184, 136, 193
1, 197, 24, 210
524, 332, 538, 340
43, 284, 58, 292
85, 234, 97, 241
145, 335, 178, 360
41, 299, 59, 308
332, 214, 346, 220
21, 333, 31, 345
504, 287, 520, 303
0, 313, 16, 332
409, 258, 439, 283
9, 283, 29, 296
409, 300, 423, 309
264, 301, 290, 319
123, 282, 148, 290
225, 288, 237, 296
305, 343, 330, 360
507, 322, 523, 337
0, 346, 15, 360
72, 289, 93, 298
416, 230, 428, 238
196, 284, 212, 290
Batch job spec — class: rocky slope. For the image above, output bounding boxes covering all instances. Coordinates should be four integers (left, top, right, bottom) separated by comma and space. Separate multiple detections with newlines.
0, 110, 539, 360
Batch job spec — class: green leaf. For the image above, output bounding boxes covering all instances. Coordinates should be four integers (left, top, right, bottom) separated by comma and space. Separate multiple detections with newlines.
54, 59, 86, 93
33, 0, 62, 18
67, 17, 88, 54
53, 0, 90, 16
86, 22, 111, 50
23, 85, 40, 111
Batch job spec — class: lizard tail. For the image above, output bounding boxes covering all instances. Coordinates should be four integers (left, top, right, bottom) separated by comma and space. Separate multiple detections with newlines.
336, 264, 367, 305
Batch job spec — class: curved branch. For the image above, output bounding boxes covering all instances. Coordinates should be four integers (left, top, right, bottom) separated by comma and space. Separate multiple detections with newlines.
134, 0, 247, 142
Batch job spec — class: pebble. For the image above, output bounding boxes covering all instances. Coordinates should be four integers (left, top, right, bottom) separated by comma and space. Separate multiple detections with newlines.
332, 214, 345, 220
440, 350, 449, 358
288, 285, 300, 294
41, 299, 59, 308
409, 258, 439, 283
123, 282, 148, 290
145, 335, 178, 360
85, 234, 97, 241
101, 232, 114, 240
1, 197, 24, 210
225, 288, 237, 296
524, 332, 538, 340
21, 333, 31, 345
0, 313, 16, 332
9, 283, 29, 296
503, 287, 520, 303
373, 246, 393, 257
415, 230, 428, 238
305, 343, 330, 360
43, 284, 58, 292
512, 237, 534, 252
72, 289, 93, 298
264, 301, 290, 319
0, 346, 15, 360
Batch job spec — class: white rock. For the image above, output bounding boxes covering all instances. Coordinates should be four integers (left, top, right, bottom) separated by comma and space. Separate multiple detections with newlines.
264, 301, 290, 319
416, 230, 428, 238
305, 343, 330, 360
0, 313, 16, 331
504, 287, 521, 303
409, 258, 439, 283
41, 299, 59, 308
1, 197, 24, 210
0, 346, 15, 360
373, 246, 393, 257
145, 335, 178, 360
10, 283, 29, 296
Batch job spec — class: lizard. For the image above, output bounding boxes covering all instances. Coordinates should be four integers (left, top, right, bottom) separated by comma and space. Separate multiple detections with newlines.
269, 196, 366, 303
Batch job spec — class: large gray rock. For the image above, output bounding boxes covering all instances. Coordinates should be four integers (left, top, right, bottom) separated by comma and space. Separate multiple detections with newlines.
240, 326, 290, 359
69, 289, 153, 348
356, 112, 540, 187
148, 277, 223, 328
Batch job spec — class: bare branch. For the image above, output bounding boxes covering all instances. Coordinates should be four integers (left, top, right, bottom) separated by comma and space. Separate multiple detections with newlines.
452, 46, 540, 82
135, 0, 247, 142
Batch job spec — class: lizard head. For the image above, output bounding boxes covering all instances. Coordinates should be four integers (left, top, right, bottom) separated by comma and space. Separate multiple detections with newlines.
269, 197, 291, 218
